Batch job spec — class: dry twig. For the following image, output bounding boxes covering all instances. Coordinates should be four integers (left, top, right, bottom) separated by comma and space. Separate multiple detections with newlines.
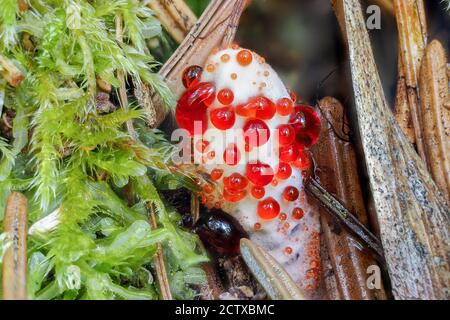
149, 204, 173, 300
221, 0, 247, 48
190, 192, 200, 224
2, 192, 28, 300
161, 0, 197, 33
148, 0, 197, 44
115, 15, 138, 140
148, 0, 188, 43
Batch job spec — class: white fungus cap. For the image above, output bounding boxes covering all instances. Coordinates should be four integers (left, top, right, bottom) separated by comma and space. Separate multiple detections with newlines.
196, 47, 321, 295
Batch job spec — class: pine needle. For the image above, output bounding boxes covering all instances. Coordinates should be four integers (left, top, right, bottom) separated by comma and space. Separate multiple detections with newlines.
443, 0, 450, 11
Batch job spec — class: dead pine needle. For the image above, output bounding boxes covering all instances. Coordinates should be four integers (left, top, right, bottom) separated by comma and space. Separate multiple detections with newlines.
149, 203, 173, 300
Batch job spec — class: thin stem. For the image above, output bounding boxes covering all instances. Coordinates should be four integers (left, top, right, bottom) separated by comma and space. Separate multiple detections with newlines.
148, 0, 186, 43
148, 203, 173, 300
220, 0, 246, 49
160, 0, 197, 33
190, 192, 200, 225
306, 179, 385, 259
115, 14, 138, 140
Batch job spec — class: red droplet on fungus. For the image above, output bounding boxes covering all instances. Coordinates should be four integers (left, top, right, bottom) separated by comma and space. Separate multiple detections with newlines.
292, 207, 304, 220
243, 118, 270, 148
257, 197, 280, 220
182, 65, 203, 88
217, 88, 234, 105
223, 188, 247, 202
246, 161, 274, 186
236, 96, 276, 119
283, 186, 299, 201
279, 144, 299, 163
203, 184, 215, 194
277, 124, 295, 146
175, 82, 215, 135
210, 106, 236, 130
293, 151, 311, 171
251, 186, 265, 199
236, 49, 253, 66
276, 162, 292, 180
210, 168, 224, 180
289, 105, 321, 147
276, 98, 294, 116
223, 173, 248, 191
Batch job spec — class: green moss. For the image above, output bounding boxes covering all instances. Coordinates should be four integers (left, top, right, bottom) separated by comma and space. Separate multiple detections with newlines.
0, 0, 206, 300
